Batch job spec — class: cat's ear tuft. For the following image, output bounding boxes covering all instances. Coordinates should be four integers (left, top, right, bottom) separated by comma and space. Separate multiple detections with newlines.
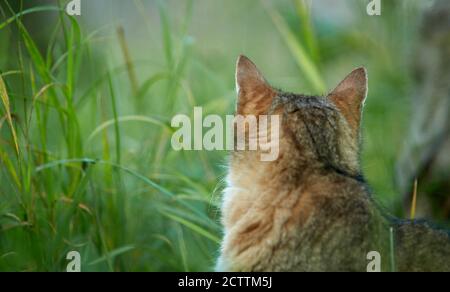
328, 67, 368, 133
235, 55, 275, 115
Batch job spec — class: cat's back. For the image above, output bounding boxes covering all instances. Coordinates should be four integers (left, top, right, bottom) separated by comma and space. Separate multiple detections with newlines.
218, 169, 381, 272
395, 221, 450, 272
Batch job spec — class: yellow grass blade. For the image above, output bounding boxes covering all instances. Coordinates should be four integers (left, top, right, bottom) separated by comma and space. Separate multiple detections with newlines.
0, 115, 6, 129
410, 179, 418, 220
0, 76, 20, 156
0, 151, 21, 187
117, 26, 139, 96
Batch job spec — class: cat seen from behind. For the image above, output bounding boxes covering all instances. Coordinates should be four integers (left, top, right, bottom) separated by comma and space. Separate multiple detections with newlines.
216, 55, 450, 272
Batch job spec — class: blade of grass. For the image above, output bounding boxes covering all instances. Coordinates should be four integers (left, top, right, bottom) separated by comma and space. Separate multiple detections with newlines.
99, 93, 112, 185
156, 0, 174, 69
88, 245, 135, 266
27, 83, 57, 128
262, 0, 326, 93
50, 23, 112, 74
87, 115, 172, 143
293, 0, 320, 63
107, 73, 121, 164
0, 151, 21, 188
160, 210, 221, 244
116, 26, 139, 98
0, 6, 61, 31
389, 227, 396, 272
160, 204, 220, 232
45, 17, 62, 70
0, 115, 6, 129
176, 225, 189, 272
135, 72, 171, 100
0, 76, 20, 156
0, 71, 22, 78
410, 179, 418, 220
66, 16, 83, 157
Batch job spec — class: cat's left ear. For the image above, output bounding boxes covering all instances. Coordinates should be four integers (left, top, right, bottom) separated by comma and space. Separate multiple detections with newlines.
328, 67, 368, 133
235, 55, 276, 115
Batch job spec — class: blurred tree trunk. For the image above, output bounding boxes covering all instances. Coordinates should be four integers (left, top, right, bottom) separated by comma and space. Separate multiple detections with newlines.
396, 0, 450, 220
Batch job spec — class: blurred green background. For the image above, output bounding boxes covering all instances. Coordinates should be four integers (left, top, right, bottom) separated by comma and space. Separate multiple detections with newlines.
0, 0, 438, 271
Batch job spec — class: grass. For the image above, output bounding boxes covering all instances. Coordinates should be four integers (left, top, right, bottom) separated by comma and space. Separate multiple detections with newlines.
0, 75, 19, 155
410, 179, 418, 220
389, 227, 396, 272
0, 0, 430, 271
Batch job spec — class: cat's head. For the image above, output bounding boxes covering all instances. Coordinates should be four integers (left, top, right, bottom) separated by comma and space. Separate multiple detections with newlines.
233, 55, 367, 179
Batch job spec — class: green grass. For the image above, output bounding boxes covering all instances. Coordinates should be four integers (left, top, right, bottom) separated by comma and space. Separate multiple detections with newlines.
0, 0, 426, 271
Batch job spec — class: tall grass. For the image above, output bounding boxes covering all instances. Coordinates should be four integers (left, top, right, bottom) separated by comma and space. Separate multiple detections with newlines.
0, 0, 221, 272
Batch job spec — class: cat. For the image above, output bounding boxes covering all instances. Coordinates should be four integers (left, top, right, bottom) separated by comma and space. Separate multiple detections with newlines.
216, 55, 450, 272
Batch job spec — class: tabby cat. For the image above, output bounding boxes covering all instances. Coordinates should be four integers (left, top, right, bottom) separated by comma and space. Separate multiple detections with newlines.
216, 55, 450, 272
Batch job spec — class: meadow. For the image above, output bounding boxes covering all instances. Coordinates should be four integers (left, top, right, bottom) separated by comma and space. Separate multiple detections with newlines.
0, 0, 430, 271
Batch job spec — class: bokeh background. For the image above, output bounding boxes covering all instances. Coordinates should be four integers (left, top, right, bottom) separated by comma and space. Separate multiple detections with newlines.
0, 0, 448, 271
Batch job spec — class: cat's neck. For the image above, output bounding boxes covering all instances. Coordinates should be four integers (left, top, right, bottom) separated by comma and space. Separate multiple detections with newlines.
228, 156, 366, 200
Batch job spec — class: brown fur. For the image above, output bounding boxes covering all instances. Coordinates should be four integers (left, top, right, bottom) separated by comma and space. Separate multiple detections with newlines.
216, 55, 450, 272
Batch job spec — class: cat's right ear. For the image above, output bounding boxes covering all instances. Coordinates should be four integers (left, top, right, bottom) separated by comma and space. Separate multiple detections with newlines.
235, 55, 276, 115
